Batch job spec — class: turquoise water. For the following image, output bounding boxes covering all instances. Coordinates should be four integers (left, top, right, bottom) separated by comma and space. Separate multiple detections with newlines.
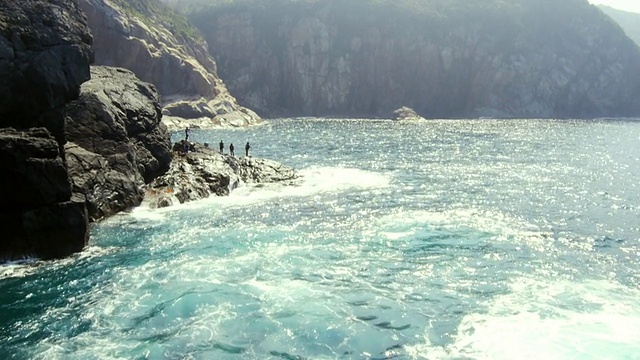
2, 118, 640, 359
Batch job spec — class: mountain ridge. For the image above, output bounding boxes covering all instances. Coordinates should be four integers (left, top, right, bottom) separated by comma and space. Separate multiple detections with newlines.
597, 4, 640, 47
171, 0, 640, 119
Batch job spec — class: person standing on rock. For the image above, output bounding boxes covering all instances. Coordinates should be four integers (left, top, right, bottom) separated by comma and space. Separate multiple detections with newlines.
229, 143, 235, 156
185, 126, 190, 141
219, 140, 224, 153
245, 142, 251, 157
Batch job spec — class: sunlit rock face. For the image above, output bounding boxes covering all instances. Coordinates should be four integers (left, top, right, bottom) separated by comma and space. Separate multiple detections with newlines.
65, 66, 173, 221
190, 0, 640, 119
0, 0, 93, 260
80, 0, 260, 129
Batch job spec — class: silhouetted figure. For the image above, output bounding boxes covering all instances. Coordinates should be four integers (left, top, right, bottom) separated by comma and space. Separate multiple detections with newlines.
184, 126, 190, 140
219, 140, 224, 153
245, 142, 251, 157
229, 143, 235, 156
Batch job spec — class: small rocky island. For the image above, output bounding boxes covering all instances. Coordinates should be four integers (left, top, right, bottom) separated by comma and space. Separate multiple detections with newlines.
392, 106, 427, 121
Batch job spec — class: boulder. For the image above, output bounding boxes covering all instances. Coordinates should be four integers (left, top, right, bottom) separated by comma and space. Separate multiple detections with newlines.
392, 106, 425, 121
65, 66, 173, 221
144, 141, 299, 207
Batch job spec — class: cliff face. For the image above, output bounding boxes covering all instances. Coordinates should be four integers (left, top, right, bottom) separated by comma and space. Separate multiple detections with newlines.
66, 66, 173, 221
189, 0, 640, 119
0, 1, 173, 260
0, 0, 93, 260
80, 0, 260, 128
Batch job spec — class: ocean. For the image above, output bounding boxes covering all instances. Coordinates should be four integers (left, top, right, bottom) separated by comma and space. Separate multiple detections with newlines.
1, 118, 639, 359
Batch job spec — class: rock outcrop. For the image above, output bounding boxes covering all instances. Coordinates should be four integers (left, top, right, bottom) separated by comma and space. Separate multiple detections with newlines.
392, 106, 425, 121
79, 0, 261, 130
0, 0, 93, 260
188, 0, 640, 119
145, 141, 299, 207
65, 66, 173, 221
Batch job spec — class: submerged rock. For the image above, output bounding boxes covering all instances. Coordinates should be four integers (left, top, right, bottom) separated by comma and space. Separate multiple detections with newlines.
144, 141, 299, 208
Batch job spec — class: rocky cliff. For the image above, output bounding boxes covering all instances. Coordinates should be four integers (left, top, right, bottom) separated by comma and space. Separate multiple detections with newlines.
80, 0, 260, 129
65, 66, 173, 221
0, 0, 93, 260
0, 1, 296, 262
187, 0, 640, 119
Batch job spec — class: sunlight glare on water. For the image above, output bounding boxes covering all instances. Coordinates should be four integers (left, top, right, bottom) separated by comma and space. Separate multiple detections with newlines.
1, 118, 640, 360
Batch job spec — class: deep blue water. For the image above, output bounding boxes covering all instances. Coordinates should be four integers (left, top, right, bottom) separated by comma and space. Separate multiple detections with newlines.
1, 118, 640, 359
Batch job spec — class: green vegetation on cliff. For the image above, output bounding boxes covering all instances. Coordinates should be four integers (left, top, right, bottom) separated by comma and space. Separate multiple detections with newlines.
110, 0, 203, 43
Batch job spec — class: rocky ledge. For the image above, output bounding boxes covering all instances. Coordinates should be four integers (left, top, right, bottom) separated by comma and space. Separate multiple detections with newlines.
144, 141, 299, 208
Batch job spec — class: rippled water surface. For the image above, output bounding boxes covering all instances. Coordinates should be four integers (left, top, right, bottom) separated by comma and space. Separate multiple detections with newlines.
2, 118, 640, 359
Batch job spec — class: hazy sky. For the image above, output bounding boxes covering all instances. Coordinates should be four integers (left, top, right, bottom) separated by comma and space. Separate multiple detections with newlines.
588, 0, 640, 13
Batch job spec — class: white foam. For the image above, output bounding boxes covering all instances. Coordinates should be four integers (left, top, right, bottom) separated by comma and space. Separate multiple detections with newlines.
129, 166, 392, 213
374, 208, 550, 250
0, 258, 39, 279
406, 278, 640, 359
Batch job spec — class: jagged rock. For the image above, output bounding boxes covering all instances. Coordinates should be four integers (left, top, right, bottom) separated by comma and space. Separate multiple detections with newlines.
0, 0, 92, 260
144, 141, 299, 208
0, 128, 89, 260
65, 66, 173, 221
0, 0, 93, 143
79, 0, 261, 129
392, 106, 425, 121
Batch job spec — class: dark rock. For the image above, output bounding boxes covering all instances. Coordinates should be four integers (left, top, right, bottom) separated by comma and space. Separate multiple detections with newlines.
65, 66, 173, 221
0, 0, 93, 143
145, 141, 299, 208
0, 128, 88, 260
0, 0, 92, 261
65, 142, 144, 222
